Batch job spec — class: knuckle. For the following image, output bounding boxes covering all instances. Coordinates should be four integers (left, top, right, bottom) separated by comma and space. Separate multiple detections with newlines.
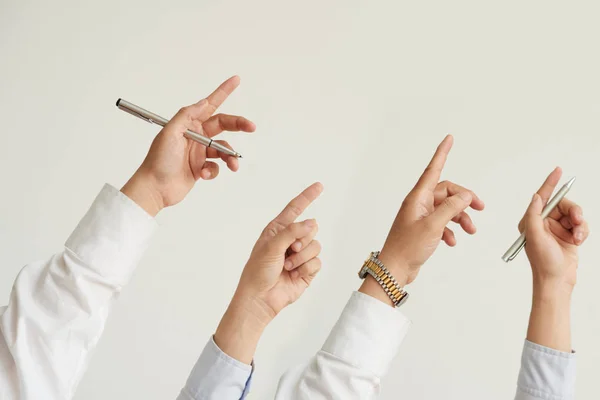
262, 223, 278, 238
288, 204, 303, 218
179, 106, 190, 116
443, 196, 458, 209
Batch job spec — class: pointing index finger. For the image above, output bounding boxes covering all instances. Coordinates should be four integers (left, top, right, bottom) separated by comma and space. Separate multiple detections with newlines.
272, 183, 324, 229
197, 76, 241, 121
414, 135, 454, 191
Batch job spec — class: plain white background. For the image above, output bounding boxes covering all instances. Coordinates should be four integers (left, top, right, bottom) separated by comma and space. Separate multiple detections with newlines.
1, 1, 598, 399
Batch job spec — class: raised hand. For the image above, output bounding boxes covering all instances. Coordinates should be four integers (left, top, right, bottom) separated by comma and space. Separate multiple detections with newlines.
520, 167, 590, 291
377, 135, 485, 286
121, 76, 256, 216
214, 183, 323, 363
518, 167, 590, 352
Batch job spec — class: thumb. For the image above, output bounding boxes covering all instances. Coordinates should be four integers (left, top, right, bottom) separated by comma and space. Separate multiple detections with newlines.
430, 191, 473, 229
270, 219, 316, 254
524, 193, 545, 235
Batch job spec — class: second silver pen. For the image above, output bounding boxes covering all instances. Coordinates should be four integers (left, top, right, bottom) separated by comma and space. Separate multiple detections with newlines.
501, 177, 576, 262
116, 98, 242, 158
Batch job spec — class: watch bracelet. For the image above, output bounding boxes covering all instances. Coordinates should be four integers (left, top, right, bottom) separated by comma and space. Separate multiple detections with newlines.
367, 251, 408, 307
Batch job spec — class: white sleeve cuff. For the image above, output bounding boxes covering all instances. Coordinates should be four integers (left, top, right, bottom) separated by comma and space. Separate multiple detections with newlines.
178, 337, 253, 400
65, 184, 157, 286
321, 291, 412, 377
517, 340, 576, 400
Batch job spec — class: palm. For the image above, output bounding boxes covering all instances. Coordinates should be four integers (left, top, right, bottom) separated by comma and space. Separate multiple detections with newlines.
141, 131, 203, 206
245, 241, 312, 314
134, 76, 255, 208
267, 274, 309, 314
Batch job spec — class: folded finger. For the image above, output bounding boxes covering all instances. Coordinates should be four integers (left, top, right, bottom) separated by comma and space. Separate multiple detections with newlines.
572, 220, 590, 245
452, 211, 477, 234
442, 227, 456, 247
547, 218, 574, 244
202, 114, 256, 138
199, 161, 220, 180
206, 140, 239, 171
290, 224, 319, 252
434, 181, 485, 211
559, 215, 573, 230
549, 198, 584, 225
284, 240, 321, 271
290, 257, 322, 284
431, 191, 473, 229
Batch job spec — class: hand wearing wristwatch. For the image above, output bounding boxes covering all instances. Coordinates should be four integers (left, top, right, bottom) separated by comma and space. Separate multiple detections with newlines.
358, 251, 409, 307
357, 136, 484, 308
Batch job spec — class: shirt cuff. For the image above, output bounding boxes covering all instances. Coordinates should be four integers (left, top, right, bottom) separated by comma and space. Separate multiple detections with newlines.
179, 337, 254, 400
65, 184, 157, 286
321, 291, 412, 377
517, 340, 576, 400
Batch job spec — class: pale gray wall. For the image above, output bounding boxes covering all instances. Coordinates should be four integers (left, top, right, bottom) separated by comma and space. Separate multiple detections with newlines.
0, 1, 598, 399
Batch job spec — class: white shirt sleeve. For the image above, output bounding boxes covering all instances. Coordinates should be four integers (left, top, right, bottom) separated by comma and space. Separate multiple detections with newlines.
514, 340, 576, 400
276, 291, 411, 399
0, 184, 156, 400
177, 337, 253, 400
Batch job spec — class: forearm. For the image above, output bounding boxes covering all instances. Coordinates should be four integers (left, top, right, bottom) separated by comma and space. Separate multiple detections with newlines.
514, 280, 576, 400
214, 291, 272, 365
526, 281, 573, 352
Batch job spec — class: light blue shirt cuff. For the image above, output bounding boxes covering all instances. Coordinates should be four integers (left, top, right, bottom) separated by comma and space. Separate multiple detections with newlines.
516, 340, 576, 400
177, 337, 253, 400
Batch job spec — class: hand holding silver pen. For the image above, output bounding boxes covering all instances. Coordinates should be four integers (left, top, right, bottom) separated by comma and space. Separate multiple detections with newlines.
502, 167, 589, 266
117, 76, 253, 161
120, 76, 256, 215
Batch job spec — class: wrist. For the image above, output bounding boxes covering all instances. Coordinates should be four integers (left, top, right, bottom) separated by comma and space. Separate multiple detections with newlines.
532, 279, 574, 304
377, 250, 410, 287
358, 251, 410, 308
121, 171, 165, 217
214, 291, 272, 365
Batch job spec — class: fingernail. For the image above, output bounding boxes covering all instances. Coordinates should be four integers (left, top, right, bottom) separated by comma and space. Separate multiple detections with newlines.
305, 219, 316, 228
284, 260, 293, 270
458, 192, 472, 202
575, 232, 583, 242
292, 241, 302, 251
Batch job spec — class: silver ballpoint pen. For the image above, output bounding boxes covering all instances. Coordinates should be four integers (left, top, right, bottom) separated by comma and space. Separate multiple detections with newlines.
116, 99, 242, 158
501, 177, 576, 262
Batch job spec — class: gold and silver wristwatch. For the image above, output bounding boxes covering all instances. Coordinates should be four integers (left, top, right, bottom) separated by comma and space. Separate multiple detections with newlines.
358, 251, 409, 307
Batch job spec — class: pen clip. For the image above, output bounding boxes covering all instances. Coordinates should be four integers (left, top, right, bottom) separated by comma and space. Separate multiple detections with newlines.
118, 106, 152, 124
507, 241, 526, 261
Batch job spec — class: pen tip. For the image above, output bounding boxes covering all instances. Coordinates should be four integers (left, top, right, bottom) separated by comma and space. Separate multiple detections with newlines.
236, 153, 243, 159
566, 176, 576, 187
